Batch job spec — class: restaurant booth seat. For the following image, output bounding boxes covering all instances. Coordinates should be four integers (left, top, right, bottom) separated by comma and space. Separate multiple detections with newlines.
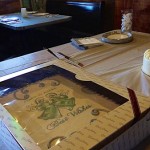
45, 0, 105, 40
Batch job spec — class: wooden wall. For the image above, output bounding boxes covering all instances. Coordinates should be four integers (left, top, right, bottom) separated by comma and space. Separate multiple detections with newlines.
0, 0, 20, 14
0, 0, 150, 33
133, 0, 150, 33
115, 0, 150, 33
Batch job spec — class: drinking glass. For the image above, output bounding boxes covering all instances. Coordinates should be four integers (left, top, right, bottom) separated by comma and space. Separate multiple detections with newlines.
121, 9, 133, 33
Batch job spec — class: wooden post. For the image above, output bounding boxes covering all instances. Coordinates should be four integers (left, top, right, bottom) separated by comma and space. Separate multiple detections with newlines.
19, 0, 23, 7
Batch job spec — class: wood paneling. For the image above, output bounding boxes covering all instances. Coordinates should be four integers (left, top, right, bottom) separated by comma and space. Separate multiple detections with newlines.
133, 0, 150, 33
0, 0, 20, 14
115, 0, 150, 33
114, 0, 123, 29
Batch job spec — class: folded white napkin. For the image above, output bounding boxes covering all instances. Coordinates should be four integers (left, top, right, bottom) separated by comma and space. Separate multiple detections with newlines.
1, 17, 19, 22
71, 37, 103, 50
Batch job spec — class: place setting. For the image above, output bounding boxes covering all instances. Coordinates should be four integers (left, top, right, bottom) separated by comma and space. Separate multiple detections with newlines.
0, 16, 21, 24
101, 30, 133, 44
101, 9, 133, 44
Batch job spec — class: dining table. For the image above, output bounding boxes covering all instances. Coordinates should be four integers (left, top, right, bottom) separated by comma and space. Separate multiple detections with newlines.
0, 30, 150, 149
0, 12, 72, 60
0, 12, 71, 30
0, 30, 150, 96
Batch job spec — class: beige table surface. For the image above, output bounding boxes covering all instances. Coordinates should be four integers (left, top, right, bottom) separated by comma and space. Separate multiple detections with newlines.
0, 30, 150, 149
1, 31, 150, 96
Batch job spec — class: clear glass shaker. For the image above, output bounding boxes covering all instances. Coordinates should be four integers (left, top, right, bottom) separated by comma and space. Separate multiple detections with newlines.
121, 9, 133, 33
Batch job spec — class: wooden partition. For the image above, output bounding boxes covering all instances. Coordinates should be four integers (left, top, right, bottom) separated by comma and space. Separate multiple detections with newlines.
133, 0, 150, 33
0, 0, 20, 14
115, 0, 150, 33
